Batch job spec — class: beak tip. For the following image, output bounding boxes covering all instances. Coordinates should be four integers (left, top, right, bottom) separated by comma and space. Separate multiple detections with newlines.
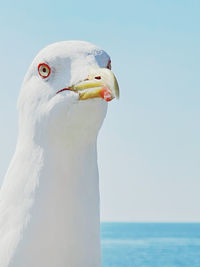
100, 87, 114, 102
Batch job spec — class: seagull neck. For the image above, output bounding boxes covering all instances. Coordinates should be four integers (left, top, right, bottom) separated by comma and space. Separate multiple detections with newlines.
13, 136, 102, 267
12, 116, 102, 266
43, 138, 99, 188
40, 140, 101, 266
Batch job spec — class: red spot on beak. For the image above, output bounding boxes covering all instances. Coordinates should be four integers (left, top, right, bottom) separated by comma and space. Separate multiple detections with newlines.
100, 87, 114, 102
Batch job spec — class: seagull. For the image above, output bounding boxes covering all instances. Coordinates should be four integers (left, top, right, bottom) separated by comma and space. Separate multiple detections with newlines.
0, 41, 119, 267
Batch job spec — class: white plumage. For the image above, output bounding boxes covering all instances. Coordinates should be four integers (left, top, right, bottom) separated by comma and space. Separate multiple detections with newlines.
0, 41, 118, 267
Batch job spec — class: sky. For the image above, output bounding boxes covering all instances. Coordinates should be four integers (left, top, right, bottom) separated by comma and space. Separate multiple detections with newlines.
0, 0, 199, 222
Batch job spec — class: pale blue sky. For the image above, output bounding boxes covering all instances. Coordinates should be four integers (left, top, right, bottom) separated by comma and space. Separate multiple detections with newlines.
0, 0, 199, 221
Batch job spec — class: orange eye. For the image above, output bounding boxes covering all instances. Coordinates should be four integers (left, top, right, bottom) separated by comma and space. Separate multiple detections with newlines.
107, 59, 111, 70
38, 63, 51, 79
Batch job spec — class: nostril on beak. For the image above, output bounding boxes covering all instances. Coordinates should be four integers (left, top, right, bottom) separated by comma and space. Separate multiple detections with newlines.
95, 76, 101, 80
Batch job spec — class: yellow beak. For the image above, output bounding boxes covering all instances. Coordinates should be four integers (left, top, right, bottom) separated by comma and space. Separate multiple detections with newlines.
70, 68, 119, 102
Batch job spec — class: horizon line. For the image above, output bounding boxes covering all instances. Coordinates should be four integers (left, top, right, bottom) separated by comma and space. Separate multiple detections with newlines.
100, 221, 200, 223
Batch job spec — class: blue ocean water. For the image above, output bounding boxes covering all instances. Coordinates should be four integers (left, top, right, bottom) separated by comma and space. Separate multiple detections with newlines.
101, 223, 200, 267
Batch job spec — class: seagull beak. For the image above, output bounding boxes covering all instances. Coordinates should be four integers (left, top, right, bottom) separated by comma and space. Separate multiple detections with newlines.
57, 68, 119, 102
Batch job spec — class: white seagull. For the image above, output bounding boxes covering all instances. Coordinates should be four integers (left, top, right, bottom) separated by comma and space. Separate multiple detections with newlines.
0, 41, 119, 267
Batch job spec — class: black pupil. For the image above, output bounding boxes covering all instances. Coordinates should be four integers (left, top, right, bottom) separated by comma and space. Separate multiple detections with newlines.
42, 67, 47, 73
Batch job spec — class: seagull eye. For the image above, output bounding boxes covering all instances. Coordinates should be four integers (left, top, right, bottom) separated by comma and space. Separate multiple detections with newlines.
107, 59, 111, 70
38, 63, 51, 79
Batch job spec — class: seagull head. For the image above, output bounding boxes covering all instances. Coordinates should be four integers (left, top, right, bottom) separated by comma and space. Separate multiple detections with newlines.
17, 41, 119, 146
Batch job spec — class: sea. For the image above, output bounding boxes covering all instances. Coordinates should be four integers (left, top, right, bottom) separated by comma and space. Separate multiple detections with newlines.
101, 223, 200, 267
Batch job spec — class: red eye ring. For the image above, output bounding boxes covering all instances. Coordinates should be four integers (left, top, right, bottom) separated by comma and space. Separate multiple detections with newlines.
38, 63, 51, 79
